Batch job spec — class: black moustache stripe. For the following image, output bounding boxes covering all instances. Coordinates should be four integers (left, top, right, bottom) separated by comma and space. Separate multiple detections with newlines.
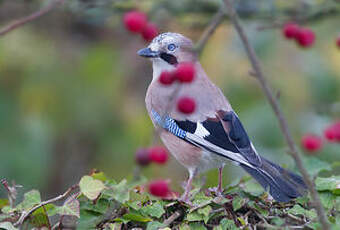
160, 53, 178, 65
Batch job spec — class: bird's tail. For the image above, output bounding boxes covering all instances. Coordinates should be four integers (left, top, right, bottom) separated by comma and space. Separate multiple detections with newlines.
241, 156, 307, 202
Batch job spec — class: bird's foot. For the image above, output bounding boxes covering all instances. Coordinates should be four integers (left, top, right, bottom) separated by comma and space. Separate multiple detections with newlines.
207, 186, 224, 197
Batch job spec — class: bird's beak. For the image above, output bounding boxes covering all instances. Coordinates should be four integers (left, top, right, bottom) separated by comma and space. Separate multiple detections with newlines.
137, 48, 160, 58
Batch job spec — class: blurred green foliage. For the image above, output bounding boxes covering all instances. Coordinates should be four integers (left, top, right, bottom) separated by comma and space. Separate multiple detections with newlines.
0, 0, 339, 201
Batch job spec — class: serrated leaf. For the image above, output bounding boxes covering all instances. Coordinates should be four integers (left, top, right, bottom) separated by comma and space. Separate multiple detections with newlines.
30, 205, 50, 228
79, 176, 105, 200
319, 192, 338, 210
179, 224, 191, 230
232, 196, 246, 211
220, 218, 238, 230
81, 198, 110, 214
188, 222, 207, 230
90, 171, 107, 182
16, 190, 41, 211
140, 202, 165, 218
303, 157, 332, 176
192, 192, 213, 206
56, 195, 80, 218
0, 222, 18, 230
287, 204, 316, 220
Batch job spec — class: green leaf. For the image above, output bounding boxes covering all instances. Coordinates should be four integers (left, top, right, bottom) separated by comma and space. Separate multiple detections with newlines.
79, 175, 106, 200
30, 205, 51, 228
186, 211, 204, 222
188, 222, 207, 230
319, 192, 339, 210
287, 204, 317, 220
243, 180, 264, 196
146, 221, 166, 230
140, 201, 165, 218
192, 192, 213, 206
179, 224, 191, 230
0, 222, 18, 230
303, 157, 332, 176
16, 190, 41, 211
56, 195, 80, 218
105, 179, 130, 203
81, 198, 110, 214
122, 213, 152, 222
0, 199, 9, 209
90, 171, 108, 182
197, 205, 212, 217
220, 218, 238, 230
315, 176, 340, 194
232, 196, 246, 211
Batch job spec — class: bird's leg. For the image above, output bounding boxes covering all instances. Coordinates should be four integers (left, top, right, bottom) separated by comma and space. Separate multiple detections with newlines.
180, 170, 195, 204
217, 166, 224, 195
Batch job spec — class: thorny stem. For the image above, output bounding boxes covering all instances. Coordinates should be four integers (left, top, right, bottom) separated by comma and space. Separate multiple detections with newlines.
0, 0, 64, 37
222, 0, 330, 229
14, 184, 79, 227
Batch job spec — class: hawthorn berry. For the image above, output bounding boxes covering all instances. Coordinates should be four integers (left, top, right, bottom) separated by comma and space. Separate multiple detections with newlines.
148, 180, 170, 198
324, 121, 340, 142
336, 36, 340, 49
282, 23, 299, 39
177, 97, 196, 114
142, 23, 159, 42
174, 62, 195, 83
295, 28, 315, 48
158, 71, 175, 85
149, 146, 169, 164
123, 11, 147, 33
135, 148, 151, 166
301, 134, 323, 152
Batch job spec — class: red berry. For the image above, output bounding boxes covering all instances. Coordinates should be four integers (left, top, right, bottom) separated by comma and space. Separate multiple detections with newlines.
177, 97, 196, 114
174, 62, 196, 83
148, 180, 170, 198
158, 71, 175, 85
282, 23, 300, 39
301, 134, 323, 152
135, 148, 151, 166
324, 121, 340, 142
123, 11, 147, 33
336, 36, 340, 48
142, 23, 159, 42
295, 28, 315, 48
148, 146, 168, 164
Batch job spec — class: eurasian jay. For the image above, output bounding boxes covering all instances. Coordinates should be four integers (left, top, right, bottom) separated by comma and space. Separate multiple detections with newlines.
138, 32, 306, 203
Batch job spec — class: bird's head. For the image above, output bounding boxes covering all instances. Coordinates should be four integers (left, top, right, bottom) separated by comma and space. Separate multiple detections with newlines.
138, 32, 196, 71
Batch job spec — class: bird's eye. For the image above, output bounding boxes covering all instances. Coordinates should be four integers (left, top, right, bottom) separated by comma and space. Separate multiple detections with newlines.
167, 44, 176, 51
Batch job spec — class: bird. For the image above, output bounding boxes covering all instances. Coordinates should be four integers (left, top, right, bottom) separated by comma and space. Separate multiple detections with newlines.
138, 32, 307, 203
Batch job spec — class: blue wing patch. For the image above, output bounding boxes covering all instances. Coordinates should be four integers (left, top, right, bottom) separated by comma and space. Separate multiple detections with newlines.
151, 110, 187, 139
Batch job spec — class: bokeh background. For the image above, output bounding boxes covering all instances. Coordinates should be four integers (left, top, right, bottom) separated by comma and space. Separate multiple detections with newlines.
1, 0, 340, 199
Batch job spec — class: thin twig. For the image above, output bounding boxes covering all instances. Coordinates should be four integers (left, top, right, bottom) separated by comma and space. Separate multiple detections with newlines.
163, 211, 182, 226
0, 0, 64, 37
195, 7, 226, 55
14, 184, 79, 226
222, 0, 329, 229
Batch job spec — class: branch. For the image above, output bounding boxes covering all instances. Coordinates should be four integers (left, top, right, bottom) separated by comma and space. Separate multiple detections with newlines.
0, 0, 64, 37
221, 0, 330, 229
163, 211, 182, 226
1, 179, 18, 208
195, 8, 226, 55
14, 184, 79, 226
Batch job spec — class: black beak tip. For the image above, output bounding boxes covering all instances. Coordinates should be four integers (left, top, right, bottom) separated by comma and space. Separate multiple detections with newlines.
137, 48, 159, 58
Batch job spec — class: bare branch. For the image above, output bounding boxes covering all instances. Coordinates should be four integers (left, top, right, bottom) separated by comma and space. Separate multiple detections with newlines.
1, 179, 18, 208
222, 0, 330, 229
0, 0, 64, 37
14, 184, 79, 226
195, 8, 226, 55
163, 210, 182, 226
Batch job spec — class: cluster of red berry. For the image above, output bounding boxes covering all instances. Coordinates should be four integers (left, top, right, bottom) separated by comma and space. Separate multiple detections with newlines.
159, 62, 197, 114
135, 146, 173, 198
282, 23, 315, 48
301, 121, 340, 153
283, 22, 340, 49
123, 10, 159, 42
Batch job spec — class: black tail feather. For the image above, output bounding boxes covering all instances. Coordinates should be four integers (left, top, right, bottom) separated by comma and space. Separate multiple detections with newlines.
241, 156, 307, 202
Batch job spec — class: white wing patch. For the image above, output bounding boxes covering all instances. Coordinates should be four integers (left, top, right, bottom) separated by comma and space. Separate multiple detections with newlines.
194, 122, 210, 138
